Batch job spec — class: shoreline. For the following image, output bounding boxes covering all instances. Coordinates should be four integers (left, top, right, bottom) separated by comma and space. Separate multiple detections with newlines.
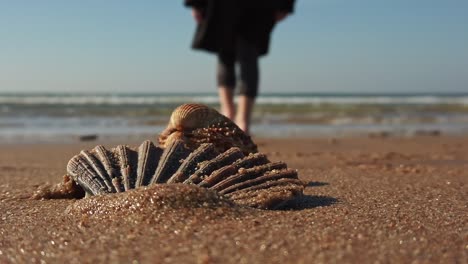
1, 120, 468, 144
2, 93, 468, 144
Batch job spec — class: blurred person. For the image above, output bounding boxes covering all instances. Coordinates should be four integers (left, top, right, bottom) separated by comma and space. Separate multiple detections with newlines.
184, 0, 295, 135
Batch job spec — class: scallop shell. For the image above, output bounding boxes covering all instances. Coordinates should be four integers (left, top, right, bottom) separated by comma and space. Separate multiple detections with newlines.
67, 140, 304, 209
158, 104, 258, 154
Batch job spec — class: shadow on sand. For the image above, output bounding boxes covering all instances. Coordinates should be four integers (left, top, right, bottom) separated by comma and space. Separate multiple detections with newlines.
280, 195, 338, 210
306, 181, 329, 187
276, 181, 338, 210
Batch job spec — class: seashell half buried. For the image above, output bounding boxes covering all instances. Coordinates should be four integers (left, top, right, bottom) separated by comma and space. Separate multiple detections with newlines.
67, 140, 304, 209
158, 104, 258, 154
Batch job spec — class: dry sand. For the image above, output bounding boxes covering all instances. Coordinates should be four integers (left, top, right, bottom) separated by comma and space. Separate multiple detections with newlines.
0, 136, 467, 263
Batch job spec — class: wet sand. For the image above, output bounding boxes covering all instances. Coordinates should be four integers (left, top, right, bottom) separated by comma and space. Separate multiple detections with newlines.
0, 136, 467, 263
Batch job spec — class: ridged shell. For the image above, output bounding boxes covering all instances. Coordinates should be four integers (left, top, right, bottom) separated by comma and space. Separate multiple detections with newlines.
67, 140, 303, 209
158, 104, 258, 154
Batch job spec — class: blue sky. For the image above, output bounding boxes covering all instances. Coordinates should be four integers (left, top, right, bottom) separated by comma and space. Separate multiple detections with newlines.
0, 0, 467, 94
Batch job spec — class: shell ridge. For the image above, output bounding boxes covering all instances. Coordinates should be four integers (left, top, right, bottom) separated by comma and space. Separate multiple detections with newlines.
225, 178, 304, 198
167, 143, 218, 184
210, 162, 287, 192
94, 145, 124, 192
136, 140, 160, 187
94, 145, 116, 178
116, 145, 137, 191
111, 178, 123, 192
80, 150, 116, 193
184, 147, 245, 185
151, 140, 190, 184
218, 168, 298, 195
232, 153, 270, 168
67, 155, 109, 195
197, 165, 238, 188
199, 154, 271, 188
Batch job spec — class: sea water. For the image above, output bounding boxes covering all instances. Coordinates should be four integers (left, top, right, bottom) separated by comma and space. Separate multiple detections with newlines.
1, 92, 467, 143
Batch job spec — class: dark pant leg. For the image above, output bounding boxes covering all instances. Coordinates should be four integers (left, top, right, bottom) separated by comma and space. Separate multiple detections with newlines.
217, 51, 236, 90
236, 38, 259, 98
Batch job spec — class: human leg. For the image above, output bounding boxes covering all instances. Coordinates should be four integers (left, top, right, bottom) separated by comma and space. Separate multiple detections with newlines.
235, 38, 259, 134
236, 95, 255, 134
218, 87, 235, 120
217, 52, 236, 120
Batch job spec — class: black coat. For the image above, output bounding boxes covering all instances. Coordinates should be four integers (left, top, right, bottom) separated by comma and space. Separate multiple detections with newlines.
184, 0, 295, 56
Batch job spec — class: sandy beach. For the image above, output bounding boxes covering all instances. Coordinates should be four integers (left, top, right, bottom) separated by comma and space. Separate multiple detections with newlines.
0, 135, 467, 263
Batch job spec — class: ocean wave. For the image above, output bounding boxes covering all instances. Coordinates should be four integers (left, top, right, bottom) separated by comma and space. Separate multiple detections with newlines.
258, 96, 468, 105
1, 94, 468, 105
0, 95, 220, 105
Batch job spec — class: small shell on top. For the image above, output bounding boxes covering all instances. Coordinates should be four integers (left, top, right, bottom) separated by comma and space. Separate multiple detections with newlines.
169, 103, 224, 130
158, 104, 257, 154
